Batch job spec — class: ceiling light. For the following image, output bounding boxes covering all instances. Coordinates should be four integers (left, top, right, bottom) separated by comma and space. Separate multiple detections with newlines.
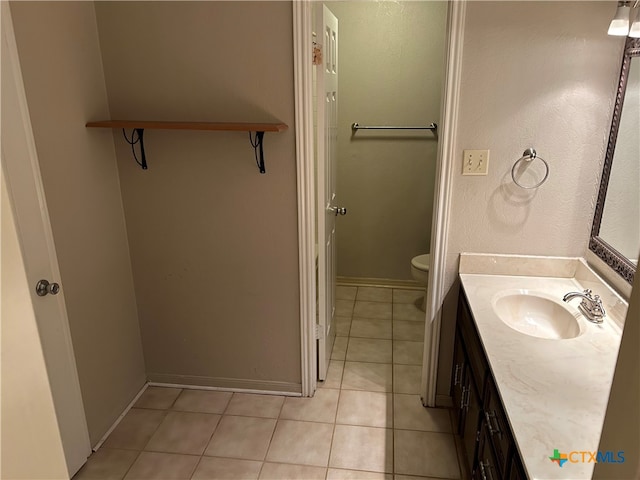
609, 1, 631, 36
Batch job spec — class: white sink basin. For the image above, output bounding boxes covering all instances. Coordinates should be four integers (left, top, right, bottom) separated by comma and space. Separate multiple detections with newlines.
492, 290, 582, 340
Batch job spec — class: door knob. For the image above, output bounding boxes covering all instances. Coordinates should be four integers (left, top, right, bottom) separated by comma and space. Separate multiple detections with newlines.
35, 279, 60, 297
329, 206, 347, 216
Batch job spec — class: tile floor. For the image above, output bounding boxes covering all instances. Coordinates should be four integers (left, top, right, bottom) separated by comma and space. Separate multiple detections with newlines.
73, 286, 461, 480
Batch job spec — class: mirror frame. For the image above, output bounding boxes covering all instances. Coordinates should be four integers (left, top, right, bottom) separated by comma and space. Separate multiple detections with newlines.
589, 37, 640, 286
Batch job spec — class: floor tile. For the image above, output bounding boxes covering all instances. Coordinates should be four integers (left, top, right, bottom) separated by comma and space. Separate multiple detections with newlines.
354, 301, 392, 320
102, 408, 167, 450
336, 286, 357, 301
123, 452, 199, 480
191, 457, 262, 480
73, 448, 138, 480
393, 304, 425, 322
134, 387, 182, 410
393, 321, 425, 341
347, 338, 392, 364
259, 463, 327, 479
336, 390, 392, 428
356, 287, 393, 303
280, 388, 339, 423
342, 362, 393, 392
336, 299, 355, 316
225, 393, 284, 418
204, 416, 276, 460
172, 389, 232, 414
394, 430, 460, 478
392, 289, 424, 305
350, 318, 392, 340
394, 395, 452, 433
332, 337, 348, 360
335, 316, 352, 336
393, 365, 423, 394
393, 341, 424, 365
145, 411, 220, 455
327, 469, 392, 480
329, 425, 393, 473
319, 360, 344, 389
266, 420, 334, 467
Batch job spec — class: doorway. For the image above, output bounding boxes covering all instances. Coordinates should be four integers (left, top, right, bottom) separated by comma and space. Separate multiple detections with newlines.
326, 1, 446, 286
295, 1, 467, 403
313, 0, 447, 387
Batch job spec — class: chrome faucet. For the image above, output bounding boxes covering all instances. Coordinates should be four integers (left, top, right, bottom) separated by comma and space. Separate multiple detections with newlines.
562, 289, 605, 324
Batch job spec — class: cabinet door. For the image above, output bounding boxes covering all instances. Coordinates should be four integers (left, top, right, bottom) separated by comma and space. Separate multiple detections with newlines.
451, 330, 467, 434
474, 423, 501, 480
484, 377, 512, 477
508, 452, 526, 480
462, 372, 482, 471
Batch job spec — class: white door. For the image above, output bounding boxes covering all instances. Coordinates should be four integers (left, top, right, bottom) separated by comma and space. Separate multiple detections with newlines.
316, 5, 342, 381
1, 3, 91, 476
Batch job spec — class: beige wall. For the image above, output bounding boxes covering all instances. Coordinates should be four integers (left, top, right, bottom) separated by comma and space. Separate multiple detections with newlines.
436, 1, 625, 397
94, 1, 301, 391
594, 272, 640, 478
1, 174, 69, 480
10, 1, 146, 445
326, 1, 447, 281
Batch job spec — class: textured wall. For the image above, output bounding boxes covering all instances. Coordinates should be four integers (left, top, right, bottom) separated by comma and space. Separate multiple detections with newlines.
600, 57, 640, 262
10, 1, 147, 445
325, 1, 447, 281
436, 1, 626, 397
94, 1, 301, 391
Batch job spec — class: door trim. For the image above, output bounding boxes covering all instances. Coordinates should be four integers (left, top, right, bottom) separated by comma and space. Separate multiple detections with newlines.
421, 0, 467, 406
292, 0, 316, 397
293, 1, 467, 402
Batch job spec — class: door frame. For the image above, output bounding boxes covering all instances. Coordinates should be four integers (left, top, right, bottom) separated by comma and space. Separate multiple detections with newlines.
293, 0, 466, 403
293, 0, 317, 397
1, 1, 91, 472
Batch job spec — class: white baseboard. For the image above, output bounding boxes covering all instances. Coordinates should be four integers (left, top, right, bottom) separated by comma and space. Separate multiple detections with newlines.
337, 276, 423, 289
146, 373, 302, 396
92, 382, 149, 452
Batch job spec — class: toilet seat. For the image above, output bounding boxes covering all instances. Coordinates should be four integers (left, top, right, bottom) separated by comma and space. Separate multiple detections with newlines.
411, 254, 430, 272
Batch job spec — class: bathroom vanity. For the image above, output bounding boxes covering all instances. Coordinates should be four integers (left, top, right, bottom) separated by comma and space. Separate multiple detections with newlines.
452, 254, 627, 480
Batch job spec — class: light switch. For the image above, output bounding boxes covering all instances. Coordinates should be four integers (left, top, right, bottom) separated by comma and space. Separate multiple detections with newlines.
462, 149, 489, 175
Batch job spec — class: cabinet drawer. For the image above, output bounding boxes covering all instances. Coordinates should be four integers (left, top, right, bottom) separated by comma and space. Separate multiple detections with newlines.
484, 376, 512, 478
458, 291, 488, 394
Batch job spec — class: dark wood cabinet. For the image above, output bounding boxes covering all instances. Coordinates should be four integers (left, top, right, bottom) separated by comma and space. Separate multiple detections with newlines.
452, 290, 528, 480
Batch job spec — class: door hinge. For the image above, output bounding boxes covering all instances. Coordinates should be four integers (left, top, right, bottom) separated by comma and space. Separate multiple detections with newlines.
313, 42, 322, 65
315, 324, 323, 339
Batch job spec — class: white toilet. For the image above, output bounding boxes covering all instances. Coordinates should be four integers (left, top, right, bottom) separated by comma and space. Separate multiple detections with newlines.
410, 253, 430, 311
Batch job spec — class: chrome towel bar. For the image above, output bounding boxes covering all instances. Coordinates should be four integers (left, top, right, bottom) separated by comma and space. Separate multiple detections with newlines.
351, 122, 437, 131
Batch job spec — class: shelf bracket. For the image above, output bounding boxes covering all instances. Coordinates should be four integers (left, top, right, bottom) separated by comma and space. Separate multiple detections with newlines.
250, 131, 266, 174
123, 128, 148, 170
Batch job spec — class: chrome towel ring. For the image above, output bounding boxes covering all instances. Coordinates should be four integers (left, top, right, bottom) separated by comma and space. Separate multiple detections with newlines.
511, 147, 549, 189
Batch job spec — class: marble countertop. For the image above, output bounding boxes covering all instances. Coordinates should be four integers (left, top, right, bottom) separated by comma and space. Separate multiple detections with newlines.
459, 254, 627, 480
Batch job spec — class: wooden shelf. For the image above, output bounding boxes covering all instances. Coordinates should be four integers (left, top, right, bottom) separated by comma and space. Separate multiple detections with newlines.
86, 120, 288, 133
86, 120, 288, 174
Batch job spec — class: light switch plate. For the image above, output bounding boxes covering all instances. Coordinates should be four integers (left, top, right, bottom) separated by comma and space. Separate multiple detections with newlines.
462, 149, 489, 175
